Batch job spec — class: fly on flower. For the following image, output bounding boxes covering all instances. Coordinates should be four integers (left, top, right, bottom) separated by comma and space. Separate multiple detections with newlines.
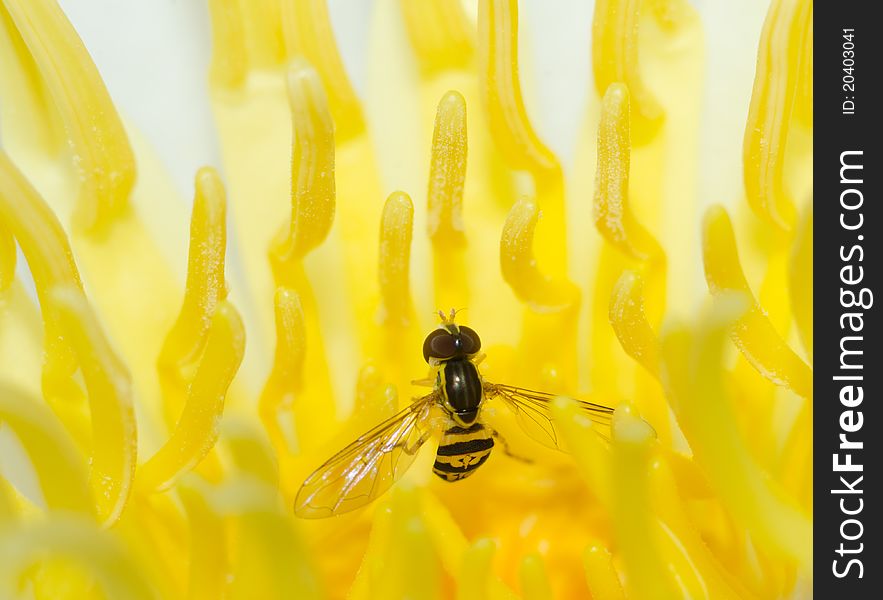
294, 309, 616, 518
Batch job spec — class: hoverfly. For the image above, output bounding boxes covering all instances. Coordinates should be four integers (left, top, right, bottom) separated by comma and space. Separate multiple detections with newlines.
294, 310, 615, 518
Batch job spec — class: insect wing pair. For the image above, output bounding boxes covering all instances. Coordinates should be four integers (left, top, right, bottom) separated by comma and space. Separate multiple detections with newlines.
294, 382, 614, 518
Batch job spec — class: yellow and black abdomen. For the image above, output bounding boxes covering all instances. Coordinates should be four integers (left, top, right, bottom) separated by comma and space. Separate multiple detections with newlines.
433, 423, 494, 481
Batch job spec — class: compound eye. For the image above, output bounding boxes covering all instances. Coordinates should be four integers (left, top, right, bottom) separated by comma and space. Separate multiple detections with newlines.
457, 326, 481, 355
423, 329, 457, 362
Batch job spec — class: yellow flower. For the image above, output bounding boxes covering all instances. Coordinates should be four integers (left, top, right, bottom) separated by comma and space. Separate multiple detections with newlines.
0, 0, 812, 599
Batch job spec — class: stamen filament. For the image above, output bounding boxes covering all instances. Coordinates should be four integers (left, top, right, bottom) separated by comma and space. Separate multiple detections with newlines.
479, 0, 566, 269
0, 385, 92, 514
139, 301, 245, 492
788, 203, 812, 360
428, 90, 468, 246
458, 538, 513, 600
610, 409, 678, 598
702, 205, 811, 398
0, 517, 154, 599
428, 91, 469, 310
179, 480, 228, 600
421, 492, 516, 598
158, 167, 228, 429
271, 61, 336, 266
743, 0, 811, 230
582, 544, 625, 600
593, 84, 665, 269
609, 270, 660, 378
519, 554, 554, 600
281, 0, 364, 141
0, 222, 14, 291
3, 0, 136, 231
660, 299, 812, 567
592, 0, 664, 143
207, 0, 248, 89
478, 0, 559, 176
209, 478, 322, 598
52, 287, 137, 525
551, 397, 612, 508
0, 151, 94, 446
500, 199, 579, 313
378, 191, 415, 327
0, 150, 82, 370
400, 0, 475, 72
259, 287, 310, 457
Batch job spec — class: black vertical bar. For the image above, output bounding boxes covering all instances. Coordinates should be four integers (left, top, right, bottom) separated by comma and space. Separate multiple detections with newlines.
815, 1, 881, 595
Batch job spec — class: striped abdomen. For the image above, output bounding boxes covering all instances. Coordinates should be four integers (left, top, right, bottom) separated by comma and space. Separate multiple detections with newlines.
433, 423, 494, 482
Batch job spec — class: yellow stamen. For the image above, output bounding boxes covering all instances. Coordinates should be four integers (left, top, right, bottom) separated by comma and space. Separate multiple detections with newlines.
788, 203, 812, 360
582, 544, 625, 600
794, 3, 813, 128
650, 459, 753, 599
593, 84, 665, 270
0, 477, 15, 520
592, 0, 664, 143
0, 150, 82, 368
3, 0, 136, 231
158, 167, 228, 430
271, 61, 336, 266
222, 419, 278, 486
0, 285, 69, 443
115, 494, 189, 596
348, 489, 394, 599
551, 397, 612, 508
428, 91, 469, 309
500, 199, 579, 313
421, 492, 516, 598
258, 287, 310, 457
264, 61, 338, 451
478, 0, 558, 177
0, 151, 95, 447
609, 270, 660, 377
459, 538, 518, 600
400, 0, 474, 72
51, 287, 137, 525
478, 0, 565, 270
0, 384, 91, 514
610, 408, 679, 598
426, 90, 468, 245
138, 301, 245, 492
660, 297, 812, 567
702, 205, 811, 398
281, 0, 364, 141
0, 221, 14, 291
743, 0, 811, 230
379, 191, 415, 327
210, 478, 322, 599
368, 485, 440, 600
607, 268, 673, 441
519, 554, 553, 600
648, 0, 694, 31
179, 480, 228, 600
238, 0, 286, 71
0, 517, 154, 599
206, 0, 248, 89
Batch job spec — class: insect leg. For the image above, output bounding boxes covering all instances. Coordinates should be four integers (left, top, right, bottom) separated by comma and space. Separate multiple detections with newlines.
410, 377, 435, 388
401, 429, 432, 455
470, 352, 487, 366
490, 428, 533, 464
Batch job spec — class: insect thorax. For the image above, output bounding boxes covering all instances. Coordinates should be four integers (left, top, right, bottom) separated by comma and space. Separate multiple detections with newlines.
437, 358, 484, 426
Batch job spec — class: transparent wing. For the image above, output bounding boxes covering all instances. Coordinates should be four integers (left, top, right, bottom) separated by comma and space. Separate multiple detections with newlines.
295, 393, 438, 518
484, 382, 615, 450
